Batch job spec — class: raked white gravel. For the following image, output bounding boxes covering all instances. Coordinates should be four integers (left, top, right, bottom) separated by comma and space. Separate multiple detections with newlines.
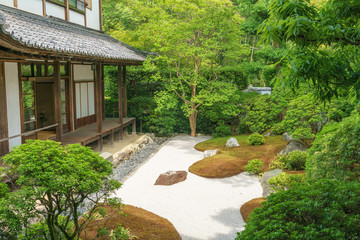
114, 135, 262, 240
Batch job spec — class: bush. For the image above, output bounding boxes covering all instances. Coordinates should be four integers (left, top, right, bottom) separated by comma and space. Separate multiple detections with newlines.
272, 122, 284, 135
0, 183, 9, 199
268, 155, 285, 170
248, 133, 265, 146
282, 150, 308, 170
268, 173, 305, 192
214, 125, 231, 138
236, 180, 360, 240
245, 159, 264, 175
306, 115, 360, 181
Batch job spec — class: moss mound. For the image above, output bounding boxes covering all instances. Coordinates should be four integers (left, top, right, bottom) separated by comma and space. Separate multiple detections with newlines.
190, 135, 287, 178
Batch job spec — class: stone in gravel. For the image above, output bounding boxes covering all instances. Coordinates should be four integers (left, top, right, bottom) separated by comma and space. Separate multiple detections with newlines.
261, 169, 283, 197
282, 132, 293, 141
203, 149, 218, 158
279, 140, 308, 155
100, 152, 113, 161
226, 137, 240, 147
154, 171, 187, 186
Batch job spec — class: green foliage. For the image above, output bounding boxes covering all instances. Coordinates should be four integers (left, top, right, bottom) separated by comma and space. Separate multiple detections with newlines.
0, 182, 9, 199
306, 114, 360, 182
1, 140, 122, 240
236, 180, 360, 239
248, 133, 265, 146
260, 0, 360, 101
214, 125, 231, 138
281, 94, 325, 142
245, 159, 264, 175
282, 150, 308, 170
108, 0, 244, 136
271, 122, 284, 135
268, 173, 305, 192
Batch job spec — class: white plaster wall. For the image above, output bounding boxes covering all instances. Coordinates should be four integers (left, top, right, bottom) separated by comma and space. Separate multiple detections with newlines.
18, 0, 43, 15
86, 0, 100, 30
5, 62, 21, 150
73, 64, 94, 81
46, 2, 65, 20
69, 10, 85, 26
0, 0, 14, 7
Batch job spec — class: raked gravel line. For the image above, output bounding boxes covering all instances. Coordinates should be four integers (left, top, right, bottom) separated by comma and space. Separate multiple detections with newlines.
113, 135, 262, 240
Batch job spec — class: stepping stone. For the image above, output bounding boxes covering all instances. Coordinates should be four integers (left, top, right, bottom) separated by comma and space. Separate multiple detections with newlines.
154, 171, 187, 186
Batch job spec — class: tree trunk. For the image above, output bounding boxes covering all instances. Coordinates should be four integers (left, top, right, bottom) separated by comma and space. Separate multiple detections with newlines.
189, 108, 198, 137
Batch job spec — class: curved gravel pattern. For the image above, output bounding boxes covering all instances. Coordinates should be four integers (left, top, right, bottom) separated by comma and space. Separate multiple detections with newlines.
114, 135, 263, 240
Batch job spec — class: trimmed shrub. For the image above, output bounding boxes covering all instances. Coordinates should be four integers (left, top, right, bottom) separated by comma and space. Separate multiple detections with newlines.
272, 122, 285, 135
268, 173, 305, 192
248, 133, 265, 146
268, 155, 286, 170
245, 159, 264, 175
214, 125, 231, 138
282, 150, 308, 170
0, 183, 9, 199
236, 180, 360, 240
306, 115, 360, 181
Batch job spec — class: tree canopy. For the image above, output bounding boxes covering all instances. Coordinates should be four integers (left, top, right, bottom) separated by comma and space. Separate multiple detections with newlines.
260, 0, 360, 101
1, 140, 122, 240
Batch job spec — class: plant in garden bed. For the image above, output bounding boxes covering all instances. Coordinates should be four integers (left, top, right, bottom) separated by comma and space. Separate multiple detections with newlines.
236, 180, 360, 239
248, 133, 265, 146
0, 140, 122, 240
190, 135, 286, 178
268, 172, 305, 192
245, 159, 264, 175
306, 114, 360, 182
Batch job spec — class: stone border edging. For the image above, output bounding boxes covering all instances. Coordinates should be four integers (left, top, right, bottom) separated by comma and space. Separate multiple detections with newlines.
120, 134, 176, 183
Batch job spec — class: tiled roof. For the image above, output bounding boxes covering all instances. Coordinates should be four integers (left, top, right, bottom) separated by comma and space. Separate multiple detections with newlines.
0, 4, 147, 62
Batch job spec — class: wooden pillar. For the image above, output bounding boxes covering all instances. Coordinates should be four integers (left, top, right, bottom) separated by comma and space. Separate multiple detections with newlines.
54, 60, 63, 142
95, 63, 102, 133
0, 63, 9, 155
132, 119, 136, 135
101, 64, 105, 120
14, 0, 17, 8
122, 66, 127, 118
118, 64, 123, 140
65, 0, 69, 21
42, 0, 46, 16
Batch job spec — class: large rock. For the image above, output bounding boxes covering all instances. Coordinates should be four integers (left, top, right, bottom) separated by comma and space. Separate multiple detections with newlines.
204, 149, 218, 158
282, 132, 294, 141
279, 140, 308, 155
264, 130, 274, 137
226, 137, 240, 147
154, 171, 187, 186
100, 152, 113, 161
261, 169, 283, 197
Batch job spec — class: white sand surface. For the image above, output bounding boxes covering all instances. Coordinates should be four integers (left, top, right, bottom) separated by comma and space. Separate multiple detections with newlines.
114, 135, 262, 240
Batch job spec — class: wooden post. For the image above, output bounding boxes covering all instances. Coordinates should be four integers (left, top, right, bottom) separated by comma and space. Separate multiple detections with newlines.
101, 64, 105, 120
0, 62, 9, 155
132, 119, 136, 135
54, 60, 63, 142
118, 64, 123, 140
42, 0, 46, 16
122, 66, 127, 118
99, 0, 103, 31
14, 0, 17, 8
95, 63, 102, 133
65, 0, 69, 21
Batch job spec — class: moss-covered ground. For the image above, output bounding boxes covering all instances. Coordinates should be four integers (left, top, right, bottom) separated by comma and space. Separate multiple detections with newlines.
189, 135, 287, 178
80, 205, 181, 240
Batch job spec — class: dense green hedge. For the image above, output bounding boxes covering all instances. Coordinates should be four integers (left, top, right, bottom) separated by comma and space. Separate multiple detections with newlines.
237, 180, 360, 240
306, 114, 360, 182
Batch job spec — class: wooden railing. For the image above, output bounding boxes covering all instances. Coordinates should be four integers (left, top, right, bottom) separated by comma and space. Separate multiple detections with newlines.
0, 123, 59, 143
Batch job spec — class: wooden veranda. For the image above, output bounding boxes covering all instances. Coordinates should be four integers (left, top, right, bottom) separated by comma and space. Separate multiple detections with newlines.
61, 118, 136, 151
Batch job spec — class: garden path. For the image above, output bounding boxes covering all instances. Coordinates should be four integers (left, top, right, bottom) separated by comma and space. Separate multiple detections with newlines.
114, 135, 262, 240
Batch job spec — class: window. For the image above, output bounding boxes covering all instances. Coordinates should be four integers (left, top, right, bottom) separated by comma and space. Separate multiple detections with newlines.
47, 0, 91, 13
